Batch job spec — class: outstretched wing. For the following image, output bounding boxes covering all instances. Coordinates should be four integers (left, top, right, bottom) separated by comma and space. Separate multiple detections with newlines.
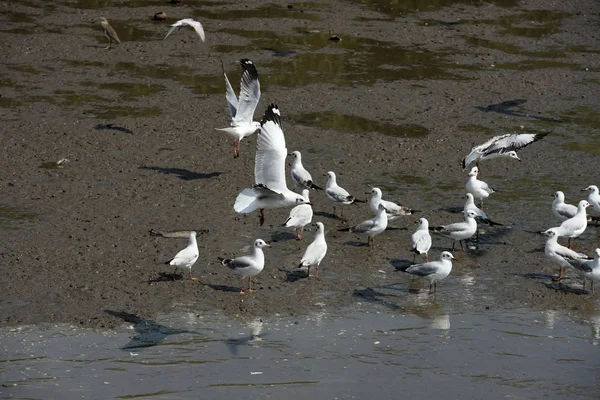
483, 132, 548, 156
164, 19, 205, 41
232, 59, 260, 125
222, 61, 238, 120
255, 105, 287, 192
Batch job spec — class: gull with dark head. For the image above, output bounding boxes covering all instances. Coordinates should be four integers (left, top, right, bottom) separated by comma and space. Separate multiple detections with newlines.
462, 131, 549, 174
400, 251, 457, 295
218, 239, 270, 294
216, 59, 261, 158
165, 231, 199, 280
367, 187, 417, 221
163, 18, 205, 41
298, 222, 328, 278
234, 104, 310, 226
289, 151, 322, 190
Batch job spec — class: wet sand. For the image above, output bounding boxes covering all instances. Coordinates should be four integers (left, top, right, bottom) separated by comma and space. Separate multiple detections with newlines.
0, 0, 599, 328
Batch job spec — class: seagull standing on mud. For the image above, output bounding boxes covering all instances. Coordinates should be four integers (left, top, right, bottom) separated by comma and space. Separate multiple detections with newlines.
100, 17, 121, 50
234, 104, 310, 226
554, 200, 591, 249
163, 18, 205, 41
462, 131, 549, 174
567, 248, 600, 294
367, 187, 417, 221
325, 171, 364, 217
298, 222, 328, 278
289, 151, 322, 190
541, 228, 590, 282
165, 231, 199, 280
410, 217, 432, 263
552, 191, 577, 221
218, 239, 270, 294
431, 210, 479, 251
281, 189, 313, 240
339, 203, 388, 246
399, 251, 457, 295
216, 59, 261, 158
465, 166, 495, 210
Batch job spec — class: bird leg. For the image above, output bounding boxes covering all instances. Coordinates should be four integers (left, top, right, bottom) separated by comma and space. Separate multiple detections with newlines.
428, 283, 433, 295
480, 199, 484, 211
188, 270, 197, 281
332, 205, 337, 217
259, 208, 265, 226
340, 207, 345, 218
553, 267, 565, 282
434, 282, 437, 294
315, 263, 319, 279
172, 267, 178, 280
567, 237, 572, 249
248, 278, 256, 293
425, 253, 429, 262
451, 241, 456, 252
296, 228, 302, 240
239, 278, 246, 294
460, 240, 464, 251
412, 253, 416, 264
592, 281, 595, 295
476, 160, 481, 178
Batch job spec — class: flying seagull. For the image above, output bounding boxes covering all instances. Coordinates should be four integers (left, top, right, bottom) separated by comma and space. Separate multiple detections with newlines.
163, 18, 205, 41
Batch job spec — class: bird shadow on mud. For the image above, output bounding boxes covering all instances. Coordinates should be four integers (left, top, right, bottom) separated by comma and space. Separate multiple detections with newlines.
93, 123, 134, 134
204, 283, 241, 293
269, 231, 299, 242
343, 240, 370, 247
543, 282, 588, 295
104, 310, 200, 350
390, 258, 413, 270
353, 287, 403, 311
314, 211, 347, 222
139, 166, 221, 180
475, 99, 562, 122
279, 267, 309, 283
147, 272, 184, 283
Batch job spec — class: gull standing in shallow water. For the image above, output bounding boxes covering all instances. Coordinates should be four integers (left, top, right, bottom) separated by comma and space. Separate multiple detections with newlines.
541, 228, 590, 281
400, 251, 457, 295
431, 210, 479, 251
234, 104, 310, 226
367, 187, 417, 221
462, 131, 549, 173
339, 203, 388, 246
552, 191, 577, 221
410, 217, 432, 263
466, 166, 495, 210
165, 231, 199, 280
289, 151, 322, 190
218, 239, 270, 294
163, 18, 205, 41
567, 248, 600, 294
325, 171, 364, 217
216, 59, 261, 158
298, 222, 328, 278
281, 189, 313, 240
555, 200, 591, 249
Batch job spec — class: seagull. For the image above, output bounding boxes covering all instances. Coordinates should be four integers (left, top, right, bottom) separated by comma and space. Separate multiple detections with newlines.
281, 189, 313, 240
466, 166, 495, 210
552, 191, 577, 221
216, 59, 261, 158
582, 185, 600, 215
163, 18, 205, 41
462, 131, 549, 172
218, 239, 270, 294
541, 228, 590, 281
400, 251, 457, 295
567, 248, 600, 294
325, 171, 364, 217
100, 17, 121, 50
367, 187, 417, 221
410, 217, 432, 263
298, 222, 328, 278
464, 193, 502, 226
431, 210, 479, 251
339, 203, 388, 246
555, 200, 591, 249
234, 104, 311, 226
165, 231, 199, 280
289, 151, 322, 190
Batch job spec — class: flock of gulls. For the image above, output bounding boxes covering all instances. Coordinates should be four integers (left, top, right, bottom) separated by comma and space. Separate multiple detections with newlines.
100, 17, 600, 296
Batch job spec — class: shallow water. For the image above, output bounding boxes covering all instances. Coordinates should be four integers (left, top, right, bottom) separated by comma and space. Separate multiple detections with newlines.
1, 306, 598, 399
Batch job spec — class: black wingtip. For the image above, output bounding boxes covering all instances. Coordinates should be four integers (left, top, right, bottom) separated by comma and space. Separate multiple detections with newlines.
309, 182, 323, 190
461, 158, 466, 169
240, 58, 258, 77
261, 104, 281, 127
353, 198, 367, 204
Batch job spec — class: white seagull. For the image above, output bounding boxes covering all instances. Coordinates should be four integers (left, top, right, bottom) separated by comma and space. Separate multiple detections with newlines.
541, 228, 590, 281
466, 166, 495, 210
367, 187, 417, 221
401, 251, 457, 295
464, 193, 502, 226
289, 151, 322, 190
298, 222, 328, 278
234, 104, 310, 226
325, 171, 364, 217
431, 210, 479, 251
567, 248, 600, 294
582, 185, 600, 215
552, 191, 577, 221
163, 18, 205, 41
165, 231, 199, 280
216, 59, 261, 158
281, 189, 313, 240
410, 217, 432, 263
555, 200, 591, 249
339, 203, 388, 246
462, 131, 549, 171
218, 239, 270, 294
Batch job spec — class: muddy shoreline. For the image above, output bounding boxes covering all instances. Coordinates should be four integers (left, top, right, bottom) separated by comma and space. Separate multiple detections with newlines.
0, 0, 599, 328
